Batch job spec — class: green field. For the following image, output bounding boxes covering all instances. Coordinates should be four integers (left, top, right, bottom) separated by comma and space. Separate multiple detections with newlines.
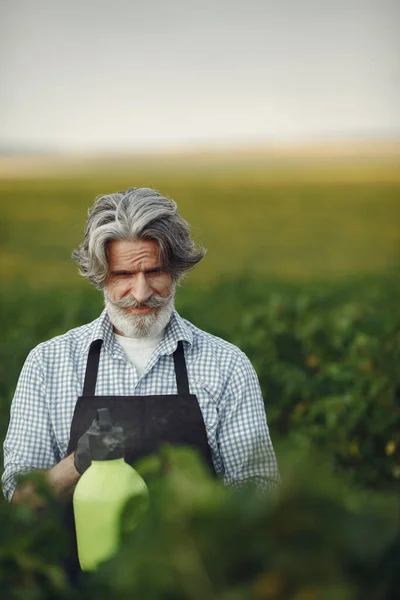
1, 153, 399, 486
1, 153, 399, 286
1, 154, 400, 598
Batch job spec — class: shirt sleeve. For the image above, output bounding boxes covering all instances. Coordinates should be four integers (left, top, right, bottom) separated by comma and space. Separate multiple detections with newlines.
2, 348, 60, 501
217, 351, 280, 490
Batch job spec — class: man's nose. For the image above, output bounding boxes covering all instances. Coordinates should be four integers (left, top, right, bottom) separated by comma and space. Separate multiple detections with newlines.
129, 273, 152, 304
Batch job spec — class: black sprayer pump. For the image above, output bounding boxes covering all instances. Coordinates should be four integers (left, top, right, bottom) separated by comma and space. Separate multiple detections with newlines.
87, 408, 125, 461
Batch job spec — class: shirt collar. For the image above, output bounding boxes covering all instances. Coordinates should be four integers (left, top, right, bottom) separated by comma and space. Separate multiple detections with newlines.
159, 310, 193, 355
85, 309, 193, 358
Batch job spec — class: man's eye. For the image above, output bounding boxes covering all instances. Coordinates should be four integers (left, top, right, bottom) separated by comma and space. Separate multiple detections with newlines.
147, 269, 163, 276
111, 272, 131, 279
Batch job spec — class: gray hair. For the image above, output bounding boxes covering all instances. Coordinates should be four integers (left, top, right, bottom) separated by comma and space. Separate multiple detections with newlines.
72, 187, 206, 288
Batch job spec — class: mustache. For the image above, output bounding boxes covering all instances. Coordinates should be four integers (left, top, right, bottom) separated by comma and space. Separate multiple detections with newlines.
110, 293, 173, 310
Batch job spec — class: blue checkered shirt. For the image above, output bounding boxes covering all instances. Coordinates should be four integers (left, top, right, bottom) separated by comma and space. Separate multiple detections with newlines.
2, 310, 280, 500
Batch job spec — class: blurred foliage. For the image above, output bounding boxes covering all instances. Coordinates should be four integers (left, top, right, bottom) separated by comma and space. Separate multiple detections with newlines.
1, 272, 400, 598
178, 276, 400, 492
0, 446, 399, 599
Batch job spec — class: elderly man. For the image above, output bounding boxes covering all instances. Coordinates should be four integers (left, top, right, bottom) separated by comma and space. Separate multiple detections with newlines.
2, 187, 279, 503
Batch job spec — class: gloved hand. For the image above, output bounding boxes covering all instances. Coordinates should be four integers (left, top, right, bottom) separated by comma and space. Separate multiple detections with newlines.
74, 431, 92, 475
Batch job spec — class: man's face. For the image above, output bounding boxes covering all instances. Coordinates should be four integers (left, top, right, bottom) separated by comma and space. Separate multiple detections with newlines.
104, 239, 175, 338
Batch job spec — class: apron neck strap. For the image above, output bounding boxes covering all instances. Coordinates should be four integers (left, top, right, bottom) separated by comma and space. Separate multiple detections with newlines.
82, 338, 190, 396
83, 339, 103, 396
173, 340, 190, 395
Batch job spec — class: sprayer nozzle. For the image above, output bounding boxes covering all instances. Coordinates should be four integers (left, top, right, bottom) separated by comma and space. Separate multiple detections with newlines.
97, 408, 113, 432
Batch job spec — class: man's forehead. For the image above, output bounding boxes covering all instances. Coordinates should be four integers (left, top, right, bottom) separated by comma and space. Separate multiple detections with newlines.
108, 239, 162, 267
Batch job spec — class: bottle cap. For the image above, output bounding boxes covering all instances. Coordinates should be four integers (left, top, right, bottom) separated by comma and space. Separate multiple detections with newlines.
88, 408, 125, 461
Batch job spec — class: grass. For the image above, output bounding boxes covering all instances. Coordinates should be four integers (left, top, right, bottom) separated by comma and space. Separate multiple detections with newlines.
0, 155, 399, 287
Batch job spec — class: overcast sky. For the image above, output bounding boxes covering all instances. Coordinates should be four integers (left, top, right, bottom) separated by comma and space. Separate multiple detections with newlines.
0, 0, 399, 152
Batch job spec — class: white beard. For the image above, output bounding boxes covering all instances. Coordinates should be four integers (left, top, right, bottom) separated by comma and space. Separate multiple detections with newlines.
104, 288, 175, 339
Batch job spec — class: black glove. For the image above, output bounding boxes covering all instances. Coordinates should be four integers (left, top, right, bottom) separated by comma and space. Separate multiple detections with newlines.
74, 431, 92, 475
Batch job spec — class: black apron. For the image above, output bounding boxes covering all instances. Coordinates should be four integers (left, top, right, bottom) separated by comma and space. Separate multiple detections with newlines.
65, 338, 215, 581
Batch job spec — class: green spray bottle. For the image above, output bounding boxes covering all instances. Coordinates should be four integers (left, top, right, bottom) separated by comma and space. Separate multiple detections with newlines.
73, 408, 149, 571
